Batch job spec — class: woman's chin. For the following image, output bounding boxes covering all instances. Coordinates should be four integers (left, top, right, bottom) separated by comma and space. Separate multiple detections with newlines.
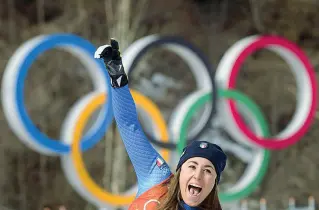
183, 193, 202, 207
183, 199, 200, 207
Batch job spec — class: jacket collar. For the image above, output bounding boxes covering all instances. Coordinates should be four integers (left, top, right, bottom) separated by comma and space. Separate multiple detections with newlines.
179, 201, 200, 210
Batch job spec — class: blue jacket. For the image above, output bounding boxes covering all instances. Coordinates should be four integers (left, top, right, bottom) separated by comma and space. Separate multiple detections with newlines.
111, 85, 199, 210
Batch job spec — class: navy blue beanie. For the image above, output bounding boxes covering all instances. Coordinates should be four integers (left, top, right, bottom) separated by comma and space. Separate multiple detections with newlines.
176, 141, 227, 184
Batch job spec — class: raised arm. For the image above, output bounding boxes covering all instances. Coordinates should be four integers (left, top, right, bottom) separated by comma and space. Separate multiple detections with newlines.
94, 39, 172, 197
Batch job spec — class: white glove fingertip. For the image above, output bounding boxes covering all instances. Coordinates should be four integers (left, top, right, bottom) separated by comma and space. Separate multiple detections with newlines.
94, 44, 111, 59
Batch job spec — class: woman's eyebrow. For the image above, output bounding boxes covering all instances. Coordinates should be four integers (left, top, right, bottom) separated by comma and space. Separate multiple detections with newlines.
189, 161, 215, 170
204, 165, 215, 170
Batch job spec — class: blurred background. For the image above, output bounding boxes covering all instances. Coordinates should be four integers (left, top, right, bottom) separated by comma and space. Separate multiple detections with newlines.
0, 0, 318, 210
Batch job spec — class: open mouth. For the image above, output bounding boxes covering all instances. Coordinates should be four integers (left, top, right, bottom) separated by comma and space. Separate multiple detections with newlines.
188, 184, 202, 196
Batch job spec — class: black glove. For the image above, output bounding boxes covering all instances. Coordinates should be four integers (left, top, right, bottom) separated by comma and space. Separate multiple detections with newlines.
94, 38, 128, 88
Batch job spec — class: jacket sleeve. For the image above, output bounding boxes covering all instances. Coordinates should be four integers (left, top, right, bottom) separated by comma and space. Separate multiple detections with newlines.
111, 85, 172, 197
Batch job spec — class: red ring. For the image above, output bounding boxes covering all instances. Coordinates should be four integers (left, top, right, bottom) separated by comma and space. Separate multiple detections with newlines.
227, 36, 317, 150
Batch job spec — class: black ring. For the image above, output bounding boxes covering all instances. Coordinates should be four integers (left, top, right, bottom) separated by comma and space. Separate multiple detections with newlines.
126, 35, 217, 150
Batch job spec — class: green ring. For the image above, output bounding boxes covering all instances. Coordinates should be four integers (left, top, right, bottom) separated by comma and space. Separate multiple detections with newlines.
176, 89, 270, 202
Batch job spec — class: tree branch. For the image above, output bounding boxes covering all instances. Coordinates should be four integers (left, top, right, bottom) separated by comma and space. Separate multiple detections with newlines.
250, 0, 265, 32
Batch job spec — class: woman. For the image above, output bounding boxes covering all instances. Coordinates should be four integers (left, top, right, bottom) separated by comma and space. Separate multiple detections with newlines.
94, 39, 227, 210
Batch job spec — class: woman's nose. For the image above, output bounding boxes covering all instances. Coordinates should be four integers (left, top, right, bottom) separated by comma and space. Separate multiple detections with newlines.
193, 168, 203, 180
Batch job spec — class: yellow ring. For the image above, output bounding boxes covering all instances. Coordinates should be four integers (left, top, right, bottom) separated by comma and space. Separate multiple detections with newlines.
71, 90, 170, 206
130, 89, 169, 160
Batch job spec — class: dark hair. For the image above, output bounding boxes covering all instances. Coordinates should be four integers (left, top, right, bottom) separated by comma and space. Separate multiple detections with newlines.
42, 203, 67, 210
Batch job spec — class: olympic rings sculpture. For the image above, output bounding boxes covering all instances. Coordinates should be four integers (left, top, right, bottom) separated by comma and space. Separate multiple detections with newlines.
215, 36, 317, 150
1, 33, 316, 209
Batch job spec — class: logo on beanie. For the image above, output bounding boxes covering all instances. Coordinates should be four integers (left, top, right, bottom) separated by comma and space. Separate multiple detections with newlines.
180, 150, 185, 157
200, 142, 208, 149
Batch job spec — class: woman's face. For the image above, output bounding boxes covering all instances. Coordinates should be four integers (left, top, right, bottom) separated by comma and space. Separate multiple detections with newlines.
179, 157, 217, 206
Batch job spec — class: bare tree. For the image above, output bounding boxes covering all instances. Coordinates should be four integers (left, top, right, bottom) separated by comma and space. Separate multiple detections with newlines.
249, 0, 265, 33
7, 0, 16, 43
100, 0, 151, 200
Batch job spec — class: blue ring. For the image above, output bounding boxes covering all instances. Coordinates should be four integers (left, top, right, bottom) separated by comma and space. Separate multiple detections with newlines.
16, 33, 113, 154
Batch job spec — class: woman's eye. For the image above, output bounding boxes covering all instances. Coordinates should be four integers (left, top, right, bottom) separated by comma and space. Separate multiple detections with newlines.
189, 165, 196, 169
204, 169, 212, 174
